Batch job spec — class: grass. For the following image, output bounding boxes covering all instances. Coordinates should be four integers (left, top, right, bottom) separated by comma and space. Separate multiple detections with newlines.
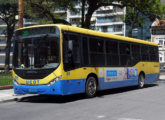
0, 72, 13, 86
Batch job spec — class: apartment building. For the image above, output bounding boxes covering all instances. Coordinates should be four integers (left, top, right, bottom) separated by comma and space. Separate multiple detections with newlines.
55, 0, 126, 36
0, 19, 10, 69
151, 20, 165, 64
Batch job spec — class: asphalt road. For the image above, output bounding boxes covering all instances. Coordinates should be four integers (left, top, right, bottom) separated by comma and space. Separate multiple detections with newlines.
1, 81, 165, 120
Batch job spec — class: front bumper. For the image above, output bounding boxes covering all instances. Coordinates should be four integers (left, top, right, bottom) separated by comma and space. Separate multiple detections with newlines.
13, 79, 86, 95
13, 81, 63, 95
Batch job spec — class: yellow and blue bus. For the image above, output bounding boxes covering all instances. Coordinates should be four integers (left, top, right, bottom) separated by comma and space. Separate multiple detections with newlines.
12, 24, 160, 97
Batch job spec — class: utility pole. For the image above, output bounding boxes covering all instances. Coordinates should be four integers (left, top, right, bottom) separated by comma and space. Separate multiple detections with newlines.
18, 0, 23, 28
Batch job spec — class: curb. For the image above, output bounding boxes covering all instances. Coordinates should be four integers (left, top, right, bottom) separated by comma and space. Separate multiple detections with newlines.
0, 94, 37, 104
0, 98, 18, 103
0, 85, 13, 90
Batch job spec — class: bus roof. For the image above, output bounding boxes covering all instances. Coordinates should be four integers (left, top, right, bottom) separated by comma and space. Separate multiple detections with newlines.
16, 24, 158, 46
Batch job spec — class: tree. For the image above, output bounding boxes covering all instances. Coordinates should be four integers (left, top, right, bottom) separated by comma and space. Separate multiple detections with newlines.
123, 0, 165, 37
81, 0, 85, 27
24, 0, 164, 30
24, 0, 75, 25
83, 0, 121, 28
0, 0, 18, 72
80, 0, 164, 29
123, 7, 145, 37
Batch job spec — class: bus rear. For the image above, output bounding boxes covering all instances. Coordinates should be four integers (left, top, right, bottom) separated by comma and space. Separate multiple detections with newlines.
12, 25, 64, 95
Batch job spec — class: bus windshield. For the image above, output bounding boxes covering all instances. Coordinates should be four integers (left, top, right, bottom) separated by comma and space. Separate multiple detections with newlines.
13, 34, 60, 70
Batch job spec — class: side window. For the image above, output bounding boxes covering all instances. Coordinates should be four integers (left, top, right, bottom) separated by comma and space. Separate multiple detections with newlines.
106, 40, 119, 66
119, 42, 131, 66
155, 47, 159, 62
89, 37, 105, 66
132, 44, 141, 65
63, 33, 81, 71
89, 38, 104, 53
82, 37, 89, 66
149, 46, 159, 62
141, 45, 149, 61
106, 40, 118, 54
120, 42, 130, 55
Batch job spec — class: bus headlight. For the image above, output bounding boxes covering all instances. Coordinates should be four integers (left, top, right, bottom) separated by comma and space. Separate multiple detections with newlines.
13, 76, 19, 86
48, 76, 62, 86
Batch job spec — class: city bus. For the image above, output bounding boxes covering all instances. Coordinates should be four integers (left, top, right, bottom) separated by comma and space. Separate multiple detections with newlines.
12, 24, 160, 97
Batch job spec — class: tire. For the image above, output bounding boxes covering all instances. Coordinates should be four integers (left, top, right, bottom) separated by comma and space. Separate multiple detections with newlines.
138, 74, 145, 88
85, 76, 97, 98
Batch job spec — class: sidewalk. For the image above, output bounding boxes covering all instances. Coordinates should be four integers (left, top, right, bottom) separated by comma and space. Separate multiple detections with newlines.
159, 74, 165, 80
0, 89, 17, 103
0, 89, 35, 103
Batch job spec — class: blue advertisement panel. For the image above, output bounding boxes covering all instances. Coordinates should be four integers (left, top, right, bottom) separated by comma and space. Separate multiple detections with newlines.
104, 68, 138, 82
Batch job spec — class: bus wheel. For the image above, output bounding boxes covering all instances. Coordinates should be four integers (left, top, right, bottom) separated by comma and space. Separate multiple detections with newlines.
138, 74, 145, 88
85, 76, 97, 98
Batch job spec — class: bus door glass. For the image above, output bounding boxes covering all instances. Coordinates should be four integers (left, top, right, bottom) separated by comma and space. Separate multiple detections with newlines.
63, 33, 81, 71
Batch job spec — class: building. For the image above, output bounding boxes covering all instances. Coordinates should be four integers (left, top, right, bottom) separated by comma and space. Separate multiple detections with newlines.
0, 19, 11, 69
94, 6, 126, 36
55, 1, 126, 36
151, 20, 165, 65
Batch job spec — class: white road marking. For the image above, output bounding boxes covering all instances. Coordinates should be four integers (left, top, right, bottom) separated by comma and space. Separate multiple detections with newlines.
97, 115, 106, 119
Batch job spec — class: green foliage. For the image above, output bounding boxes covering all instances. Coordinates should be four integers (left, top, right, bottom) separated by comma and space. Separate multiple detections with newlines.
0, 72, 12, 86
0, 0, 18, 24
0, 0, 18, 72
81, 0, 165, 28
122, 0, 165, 37
122, 0, 165, 20
123, 7, 145, 27
24, 0, 75, 24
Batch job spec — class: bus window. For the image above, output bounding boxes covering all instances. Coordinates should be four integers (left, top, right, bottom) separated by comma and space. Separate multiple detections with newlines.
89, 38, 105, 66
141, 45, 149, 61
132, 44, 141, 65
89, 38, 104, 53
82, 37, 89, 66
106, 40, 119, 66
119, 42, 131, 66
63, 34, 81, 71
149, 46, 159, 62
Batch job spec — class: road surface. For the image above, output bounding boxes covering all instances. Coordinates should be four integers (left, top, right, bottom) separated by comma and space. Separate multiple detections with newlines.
0, 81, 165, 120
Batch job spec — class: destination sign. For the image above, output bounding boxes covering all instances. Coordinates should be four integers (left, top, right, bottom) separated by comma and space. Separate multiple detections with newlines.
16, 26, 59, 37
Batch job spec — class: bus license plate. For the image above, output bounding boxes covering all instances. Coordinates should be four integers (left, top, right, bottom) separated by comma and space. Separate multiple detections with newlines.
29, 88, 37, 93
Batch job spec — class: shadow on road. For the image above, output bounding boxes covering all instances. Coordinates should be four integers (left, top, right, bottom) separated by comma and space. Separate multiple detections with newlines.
17, 84, 157, 104
96, 84, 157, 98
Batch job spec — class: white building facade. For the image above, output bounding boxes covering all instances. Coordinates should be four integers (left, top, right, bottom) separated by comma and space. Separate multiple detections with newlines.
151, 20, 165, 65
0, 19, 10, 69
55, 1, 126, 36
